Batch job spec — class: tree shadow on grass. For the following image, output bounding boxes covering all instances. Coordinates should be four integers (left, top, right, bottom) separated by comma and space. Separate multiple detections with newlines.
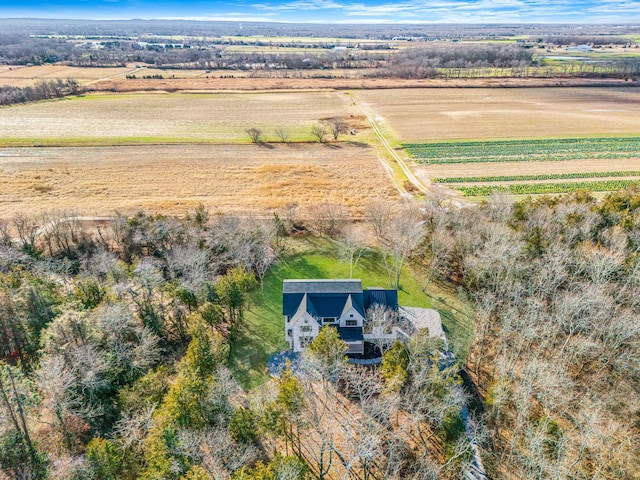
229, 300, 290, 389
276, 253, 326, 279
228, 323, 271, 389
346, 141, 370, 148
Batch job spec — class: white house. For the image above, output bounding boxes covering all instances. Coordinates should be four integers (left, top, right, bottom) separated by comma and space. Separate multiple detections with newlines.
283, 279, 398, 354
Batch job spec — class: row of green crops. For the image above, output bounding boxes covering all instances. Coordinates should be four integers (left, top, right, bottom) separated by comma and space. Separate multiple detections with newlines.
433, 171, 640, 183
454, 179, 640, 196
404, 137, 640, 164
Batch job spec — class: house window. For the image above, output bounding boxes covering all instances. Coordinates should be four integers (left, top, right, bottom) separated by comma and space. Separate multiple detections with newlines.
300, 336, 314, 348
349, 314, 354, 317
322, 317, 336, 323
300, 325, 313, 333
346, 320, 358, 326
287, 329, 292, 337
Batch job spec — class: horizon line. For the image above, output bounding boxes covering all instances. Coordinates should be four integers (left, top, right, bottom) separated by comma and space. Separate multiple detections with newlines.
1, 16, 639, 26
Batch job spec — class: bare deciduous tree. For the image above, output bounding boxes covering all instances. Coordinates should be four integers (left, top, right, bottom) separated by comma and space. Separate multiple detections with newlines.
13, 214, 40, 256
245, 127, 264, 144
325, 117, 348, 141
310, 123, 327, 143
365, 200, 425, 288
339, 226, 368, 279
308, 203, 347, 238
274, 126, 291, 143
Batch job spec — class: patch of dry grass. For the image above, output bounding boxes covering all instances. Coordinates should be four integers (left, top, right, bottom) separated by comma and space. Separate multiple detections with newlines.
0, 143, 397, 219
0, 65, 136, 87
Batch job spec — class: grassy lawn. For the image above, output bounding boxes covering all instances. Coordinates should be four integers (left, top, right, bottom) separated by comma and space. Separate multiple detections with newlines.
228, 236, 473, 389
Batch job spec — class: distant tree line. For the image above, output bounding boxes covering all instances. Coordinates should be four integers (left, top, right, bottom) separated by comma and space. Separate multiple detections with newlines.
2, 18, 638, 41
0, 79, 80, 106
378, 44, 535, 79
541, 35, 633, 46
0, 34, 72, 65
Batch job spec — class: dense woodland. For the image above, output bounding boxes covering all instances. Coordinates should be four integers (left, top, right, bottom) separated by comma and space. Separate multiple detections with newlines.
0, 79, 80, 105
1, 188, 639, 479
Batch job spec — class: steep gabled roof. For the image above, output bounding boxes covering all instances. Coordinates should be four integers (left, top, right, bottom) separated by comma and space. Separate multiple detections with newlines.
291, 293, 318, 320
283, 280, 394, 320
340, 293, 365, 318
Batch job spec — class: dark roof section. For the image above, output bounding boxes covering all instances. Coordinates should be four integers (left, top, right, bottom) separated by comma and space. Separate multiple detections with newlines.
337, 326, 364, 342
283, 292, 365, 317
364, 287, 399, 310
283, 280, 396, 318
283, 279, 362, 294
283, 292, 305, 316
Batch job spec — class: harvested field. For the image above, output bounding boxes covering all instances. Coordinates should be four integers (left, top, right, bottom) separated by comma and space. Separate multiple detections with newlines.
0, 65, 137, 87
354, 87, 640, 141
88, 76, 639, 93
0, 143, 396, 219
2, 64, 639, 90
416, 158, 640, 182
0, 91, 361, 143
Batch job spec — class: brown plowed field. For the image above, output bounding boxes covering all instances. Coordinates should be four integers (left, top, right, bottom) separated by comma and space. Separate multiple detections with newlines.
0, 144, 396, 219
354, 87, 640, 141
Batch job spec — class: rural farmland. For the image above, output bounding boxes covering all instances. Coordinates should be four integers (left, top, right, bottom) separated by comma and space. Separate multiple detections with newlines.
0, 91, 361, 144
0, 16, 639, 480
353, 87, 640, 196
0, 144, 396, 218
354, 87, 640, 141
2, 86, 640, 211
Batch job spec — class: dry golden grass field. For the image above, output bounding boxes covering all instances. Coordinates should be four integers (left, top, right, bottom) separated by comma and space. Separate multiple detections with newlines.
0, 91, 360, 143
0, 143, 396, 219
0, 65, 137, 87
354, 87, 640, 141
0, 64, 380, 88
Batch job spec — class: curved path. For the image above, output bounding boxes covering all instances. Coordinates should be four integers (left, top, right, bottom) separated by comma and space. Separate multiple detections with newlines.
350, 93, 430, 197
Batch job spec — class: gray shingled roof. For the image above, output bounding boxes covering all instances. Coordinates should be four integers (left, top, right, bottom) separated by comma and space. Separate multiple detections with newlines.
283, 279, 362, 294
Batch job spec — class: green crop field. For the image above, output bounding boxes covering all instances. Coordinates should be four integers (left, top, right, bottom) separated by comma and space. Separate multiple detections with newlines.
453, 179, 640, 196
404, 137, 640, 164
432, 171, 640, 183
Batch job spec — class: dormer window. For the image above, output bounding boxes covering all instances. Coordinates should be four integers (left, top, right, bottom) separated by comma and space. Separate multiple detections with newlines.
322, 317, 337, 323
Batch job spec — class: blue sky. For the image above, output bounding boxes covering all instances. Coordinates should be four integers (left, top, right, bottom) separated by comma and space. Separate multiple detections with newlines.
1, 0, 639, 24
